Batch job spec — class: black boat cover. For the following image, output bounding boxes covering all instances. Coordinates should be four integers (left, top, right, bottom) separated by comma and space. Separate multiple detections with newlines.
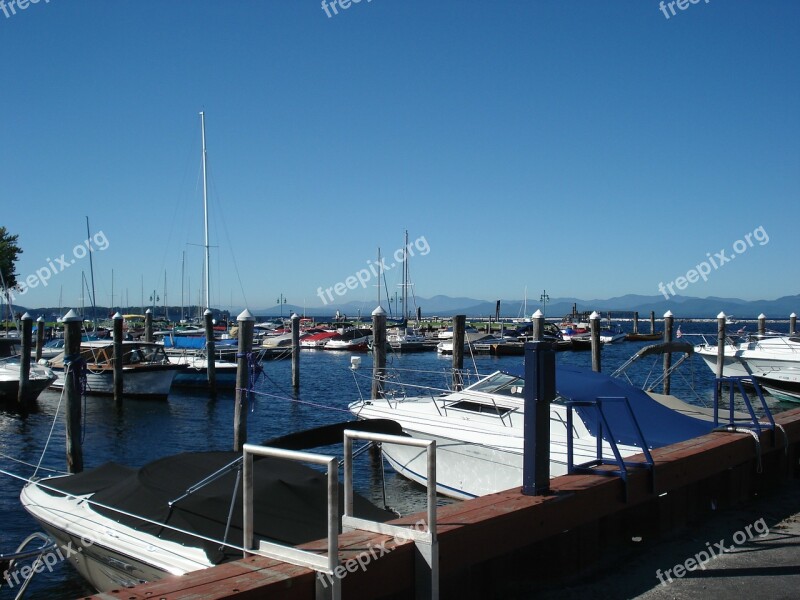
39, 450, 394, 564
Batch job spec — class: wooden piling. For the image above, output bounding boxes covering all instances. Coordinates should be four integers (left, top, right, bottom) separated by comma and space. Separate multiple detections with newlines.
791, 313, 797, 336
663, 311, 674, 395
452, 315, 466, 391
113, 312, 124, 402
531, 309, 544, 341
63, 309, 83, 473
371, 306, 387, 400
35, 316, 45, 362
291, 313, 300, 389
716, 312, 726, 380
632, 311, 639, 335
758, 313, 766, 337
204, 309, 217, 397
649, 311, 655, 334
234, 309, 255, 452
144, 308, 153, 342
18, 313, 32, 407
589, 312, 601, 372
522, 341, 555, 495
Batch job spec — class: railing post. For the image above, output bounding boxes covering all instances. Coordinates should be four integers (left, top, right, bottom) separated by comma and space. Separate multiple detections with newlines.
18, 313, 32, 407
113, 312, 124, 403
522, 341, 555, 495
371, 306, 386, 400
234, 309, 255, 452
663, 310, 674, 395
590, 311, 601, 373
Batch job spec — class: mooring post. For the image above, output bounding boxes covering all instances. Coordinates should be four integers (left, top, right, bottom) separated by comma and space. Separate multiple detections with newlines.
204, 309, 217, 397
290, 313, 300, 389
791, 313, 797, 336
522, 341, 555, 495
113, 312, 124, 403
650, 311, 655, 334
663, 310, 674, 395
632, 311, 639, 335
144, 308, 153, 343
590, 311, 601, 372
18, 313, 33, 407
371, 306, 387, 400
234, 309, 255, 452
452, 314, 466, 391
35, 316, 45, 362
758, 313, 766, 337
716, 312, 726, 380
63, 309, 83, 473
532, 309, 544, 341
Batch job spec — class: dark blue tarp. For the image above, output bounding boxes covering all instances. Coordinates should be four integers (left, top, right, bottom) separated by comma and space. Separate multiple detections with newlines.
503, 364, 713, 449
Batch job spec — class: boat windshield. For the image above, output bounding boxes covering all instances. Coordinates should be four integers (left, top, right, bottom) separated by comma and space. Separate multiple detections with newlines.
467, 372, 524, 397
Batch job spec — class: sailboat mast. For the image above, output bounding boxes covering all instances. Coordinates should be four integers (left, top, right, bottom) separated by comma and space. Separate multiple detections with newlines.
181, 251, 185, 322
402, 230, 409, 321
200, 111, 211, 310
85, 216, 98, 331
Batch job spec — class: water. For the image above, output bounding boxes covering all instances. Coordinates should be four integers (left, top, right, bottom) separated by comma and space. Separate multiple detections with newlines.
1, 320, 795, 599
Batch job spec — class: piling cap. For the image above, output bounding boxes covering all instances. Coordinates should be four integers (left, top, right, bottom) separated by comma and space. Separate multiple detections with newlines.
664, 310, 673, 318
589, 311, 599, 320
532, 309, 543, 318
37, 316, 44, 322
62, 309, 81, 322
113, 312, 123, 320
21, 312, 31, 320
237, 308, 255, 322
146, 308, 152, 314
717, 312, 726, 319
758, 313, 766, 319
371, 305, 386, 317
290, 313, 299, 320
792, 313, 797, 318
204, 308, 212, 316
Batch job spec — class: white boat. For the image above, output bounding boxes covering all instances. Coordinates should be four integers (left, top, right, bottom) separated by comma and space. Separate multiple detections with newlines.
753, 367, 800, 403
0, 338, 57, 403
20, 448, 392, 592
387, 327, 427, 352
599, 326, 626, 344
349, 364, 714, 499
324, 329, 372, 351
694, 334, 800, 379
436, 332, 493, 355
46, 341, 185, 399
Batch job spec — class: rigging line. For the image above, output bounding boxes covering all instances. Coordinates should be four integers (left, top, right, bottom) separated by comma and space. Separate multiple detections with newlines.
0, 452, 65, 475
33, 383, 68, 479
248, 387, 353, 414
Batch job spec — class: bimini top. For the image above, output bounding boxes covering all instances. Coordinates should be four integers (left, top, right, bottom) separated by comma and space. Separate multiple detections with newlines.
502, 363, 713, 449
37, 451, 394, 564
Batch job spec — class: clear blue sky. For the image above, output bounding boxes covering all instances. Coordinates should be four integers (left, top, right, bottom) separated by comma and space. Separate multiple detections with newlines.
2, 0, 798, 314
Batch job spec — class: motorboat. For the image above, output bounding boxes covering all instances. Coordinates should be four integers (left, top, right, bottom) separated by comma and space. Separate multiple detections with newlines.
0, 338, 57, 403
20, 445, 393, 592
300, 330, 341, 348
752, 367, 800, 403
166, 354, 241, 388
349, 363, 713, 499
324, 328, 372, 351
387, 327, 427, 352
436, 332, 493, 355
599, 326, 626, 344
45, 341, 186, 399
694, 333, 800, 380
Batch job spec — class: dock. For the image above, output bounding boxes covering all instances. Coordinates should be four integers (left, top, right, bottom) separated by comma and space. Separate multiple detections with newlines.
86, 404, 800, 600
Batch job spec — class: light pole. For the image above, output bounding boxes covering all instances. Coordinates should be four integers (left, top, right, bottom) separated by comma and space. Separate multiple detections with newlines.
150, 291, 160, 316
540, 290, 550, 319
277, 294, 287, 319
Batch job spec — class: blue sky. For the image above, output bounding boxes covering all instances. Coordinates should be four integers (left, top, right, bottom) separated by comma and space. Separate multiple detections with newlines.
2, 0, 798, 314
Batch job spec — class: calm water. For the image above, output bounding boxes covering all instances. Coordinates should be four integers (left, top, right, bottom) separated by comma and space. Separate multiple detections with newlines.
1, 320, 795, 599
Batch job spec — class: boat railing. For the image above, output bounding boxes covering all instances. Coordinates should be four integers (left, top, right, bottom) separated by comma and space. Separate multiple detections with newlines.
0, 531, 58, 599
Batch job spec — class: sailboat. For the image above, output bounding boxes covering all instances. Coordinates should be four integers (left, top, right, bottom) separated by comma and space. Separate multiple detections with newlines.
387, 231, 426, 352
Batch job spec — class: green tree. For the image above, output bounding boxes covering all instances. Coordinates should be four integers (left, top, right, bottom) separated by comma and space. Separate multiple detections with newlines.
0, 226, 23, 291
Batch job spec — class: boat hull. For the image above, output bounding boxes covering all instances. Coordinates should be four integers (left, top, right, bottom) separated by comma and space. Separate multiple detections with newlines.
50, 365, 182, 399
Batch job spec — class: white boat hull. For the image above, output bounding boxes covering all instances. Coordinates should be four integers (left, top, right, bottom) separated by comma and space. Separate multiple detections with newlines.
50, 366, 181, 398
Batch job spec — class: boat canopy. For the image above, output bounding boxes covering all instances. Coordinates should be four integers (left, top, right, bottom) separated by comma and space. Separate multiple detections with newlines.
502, 364, 713, 449
37, 451, 394, 564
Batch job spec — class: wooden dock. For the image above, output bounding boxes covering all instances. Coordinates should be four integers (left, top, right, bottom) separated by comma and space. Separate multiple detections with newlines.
88, 406, 800, 600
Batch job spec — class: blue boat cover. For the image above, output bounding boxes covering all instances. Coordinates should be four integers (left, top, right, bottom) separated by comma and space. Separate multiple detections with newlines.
503, 364, 713, 449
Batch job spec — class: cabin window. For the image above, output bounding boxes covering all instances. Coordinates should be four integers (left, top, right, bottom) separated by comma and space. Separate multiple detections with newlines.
447, 400, 512, 416
468, 372, 524, 397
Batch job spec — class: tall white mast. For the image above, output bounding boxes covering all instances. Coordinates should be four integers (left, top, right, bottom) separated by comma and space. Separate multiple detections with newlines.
200, 111, 211, 310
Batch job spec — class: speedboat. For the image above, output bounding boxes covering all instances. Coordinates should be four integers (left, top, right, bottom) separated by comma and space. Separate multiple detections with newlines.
694, 333, 800, 379
349, 364, 713, 499
753, 367, 800, 403
300, 330, 341, 348
387, 327, 427, 352
45, 341, 186, 399
436, 332, 493, 355
324, 328, 372, 351
599, 326, 626, 344
20, 447, 393, 592
0, 338, 57, 403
